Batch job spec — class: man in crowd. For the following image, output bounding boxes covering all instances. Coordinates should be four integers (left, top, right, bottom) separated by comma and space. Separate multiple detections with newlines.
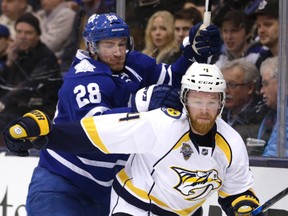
0, 13, 60, 137
221, 59, 268, 155
259, 57, 288, 157
0, 0, 34, 39
252, 0, 279, 68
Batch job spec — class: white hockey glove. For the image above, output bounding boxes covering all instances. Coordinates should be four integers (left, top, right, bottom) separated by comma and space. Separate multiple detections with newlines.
131, 84, 182, 112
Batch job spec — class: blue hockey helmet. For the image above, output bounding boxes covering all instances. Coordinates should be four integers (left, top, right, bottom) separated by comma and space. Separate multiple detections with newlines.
82, 13, 130, 43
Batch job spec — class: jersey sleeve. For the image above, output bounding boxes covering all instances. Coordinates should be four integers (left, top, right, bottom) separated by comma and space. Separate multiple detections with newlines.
47, 110, 161, 154
216, 119, 259, 214
126, 51, 192, 89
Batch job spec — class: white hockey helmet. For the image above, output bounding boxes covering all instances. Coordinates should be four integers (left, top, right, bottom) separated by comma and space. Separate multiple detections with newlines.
180, 62, 226, 113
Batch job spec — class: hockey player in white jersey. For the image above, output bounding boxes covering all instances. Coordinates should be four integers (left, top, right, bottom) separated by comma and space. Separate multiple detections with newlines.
5, 63, 262, 216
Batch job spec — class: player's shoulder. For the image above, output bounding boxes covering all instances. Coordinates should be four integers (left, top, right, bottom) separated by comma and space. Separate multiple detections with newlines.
66, 50, 112, 77
147, 108, 185, 121
216, 118, 247, 151
216, 118, 244, 139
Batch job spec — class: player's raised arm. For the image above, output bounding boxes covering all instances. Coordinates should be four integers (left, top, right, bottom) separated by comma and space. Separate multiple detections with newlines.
3, 84, 182, 155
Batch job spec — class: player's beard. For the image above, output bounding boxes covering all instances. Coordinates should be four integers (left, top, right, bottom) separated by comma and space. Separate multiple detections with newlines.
190, 113, 217, 135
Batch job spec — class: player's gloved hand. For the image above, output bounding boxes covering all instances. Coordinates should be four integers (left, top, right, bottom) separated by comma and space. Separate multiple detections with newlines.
3, 110, 52, 156
131, 84, 183, 112
183, 22, 221, 63
231, 195, 260, 216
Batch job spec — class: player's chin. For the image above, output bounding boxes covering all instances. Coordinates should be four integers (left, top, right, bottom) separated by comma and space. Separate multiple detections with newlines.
110, 63, 125, 72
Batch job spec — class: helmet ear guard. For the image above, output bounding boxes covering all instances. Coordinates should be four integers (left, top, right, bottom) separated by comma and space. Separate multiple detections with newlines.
180, 62, 226, 116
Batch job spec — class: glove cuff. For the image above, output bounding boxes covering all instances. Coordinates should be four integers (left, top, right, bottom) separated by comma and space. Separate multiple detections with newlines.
24, 110, 51, 136
131, 85, 155, 112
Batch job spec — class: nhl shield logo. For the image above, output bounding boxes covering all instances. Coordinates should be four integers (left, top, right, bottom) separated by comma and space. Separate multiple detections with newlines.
180, 143, 193, 160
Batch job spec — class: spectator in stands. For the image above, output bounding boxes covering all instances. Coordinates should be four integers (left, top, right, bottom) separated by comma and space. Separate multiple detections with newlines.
221, 58, 267, 155
36, 0, 76, 62
259, 57, 288, 157
251, 0, 279, 68
174, 7, 202, 47
213, 9, 262, 69
142, 10, 180, 64
0, 13, 60, 132
0, 24, 10, 71
0, 0, 34, 39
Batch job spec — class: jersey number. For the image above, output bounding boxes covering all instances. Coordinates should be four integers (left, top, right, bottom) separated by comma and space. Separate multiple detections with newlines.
74, 83, 101, 108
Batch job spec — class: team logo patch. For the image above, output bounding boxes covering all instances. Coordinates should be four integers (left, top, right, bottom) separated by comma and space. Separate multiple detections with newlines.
161, 107, 181, 119
75, 59, 96, 73
14, 126, 23, 135
201, 148, 208, 156
180, 143, 193, 160
172, 167, 222, 201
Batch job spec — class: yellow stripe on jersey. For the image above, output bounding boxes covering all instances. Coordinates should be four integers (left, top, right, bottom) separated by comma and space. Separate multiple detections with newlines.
117, 169, 205, 215
218, 189, 230, 198
81, 117, 110, 153
173, 132, 190, 150
215, 133, 232, 167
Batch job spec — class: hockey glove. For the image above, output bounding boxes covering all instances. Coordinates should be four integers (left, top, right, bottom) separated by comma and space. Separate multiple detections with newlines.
183, 22, 221, 63
131, 84, 182, 112
231, 195, 260, 216
3, 110, 51, 156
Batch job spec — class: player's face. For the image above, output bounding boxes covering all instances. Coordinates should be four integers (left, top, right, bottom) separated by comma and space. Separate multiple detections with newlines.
174, 19, 193, 46
186, 91, 220, 135
256, 15, 278, 49
221, 21, 247, 57
15, 22, 39, 51
97, 37, 127, 72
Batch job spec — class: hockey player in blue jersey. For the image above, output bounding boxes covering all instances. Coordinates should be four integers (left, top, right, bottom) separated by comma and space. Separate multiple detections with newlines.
4, 13, 221, 215
5, 63, 263, 216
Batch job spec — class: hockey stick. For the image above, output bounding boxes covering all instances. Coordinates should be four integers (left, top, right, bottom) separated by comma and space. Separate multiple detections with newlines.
252, 187, 288, 215
191, 0, 211, 56
203, 0, 213, 63
203, 0, 211, 26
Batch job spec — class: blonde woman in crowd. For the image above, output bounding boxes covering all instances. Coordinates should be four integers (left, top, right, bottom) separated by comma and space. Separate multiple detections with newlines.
142, 10, 180, 64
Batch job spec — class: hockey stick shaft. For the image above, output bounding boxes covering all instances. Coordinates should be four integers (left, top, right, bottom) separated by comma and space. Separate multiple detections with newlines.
252, 187, 288, 215
203, 0, 211, 26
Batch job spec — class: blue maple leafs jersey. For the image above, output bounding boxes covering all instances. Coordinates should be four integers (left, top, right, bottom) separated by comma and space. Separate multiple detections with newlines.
38, 49, 193, 203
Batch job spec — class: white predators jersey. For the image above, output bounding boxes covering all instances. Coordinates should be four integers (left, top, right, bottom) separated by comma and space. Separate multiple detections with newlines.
80, 108, 254, 215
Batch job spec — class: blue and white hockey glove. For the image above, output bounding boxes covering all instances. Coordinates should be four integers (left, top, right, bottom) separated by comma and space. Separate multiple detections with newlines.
183, 22, 221, 63
3, 110, 51, 156
131, 84, 183, 112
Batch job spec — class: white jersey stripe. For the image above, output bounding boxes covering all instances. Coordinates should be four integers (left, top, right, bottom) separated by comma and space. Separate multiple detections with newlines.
78, 156, 127, 168
156, 64, 171, 85
125, 65, 143, 82
47, 149, 113, 187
